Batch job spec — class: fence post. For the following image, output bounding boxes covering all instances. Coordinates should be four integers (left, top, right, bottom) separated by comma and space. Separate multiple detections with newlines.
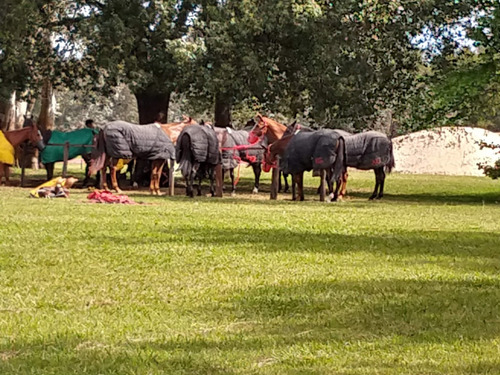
168, 159, 175, 196
270, 159, 280, 200
62, 141, 69, 178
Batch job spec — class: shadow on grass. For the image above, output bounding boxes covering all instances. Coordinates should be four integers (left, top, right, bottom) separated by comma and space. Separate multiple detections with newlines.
2, 277, 499, 374
97, 225, 500, 262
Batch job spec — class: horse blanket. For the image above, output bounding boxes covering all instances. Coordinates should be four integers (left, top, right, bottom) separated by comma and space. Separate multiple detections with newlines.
340, 131, 392, 170
282, 129, 345, 179
104, 121, 175, 160
41, 128, 97, 164
0, 131, 15, 165
221, 129, 263, 170
176, 125, 220, 165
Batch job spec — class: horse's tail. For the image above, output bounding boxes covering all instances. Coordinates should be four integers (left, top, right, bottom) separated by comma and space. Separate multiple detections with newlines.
385, 139, 395, 174
176, 132, 193, 179
89, 130, 106, 175
331, 137, 347, 183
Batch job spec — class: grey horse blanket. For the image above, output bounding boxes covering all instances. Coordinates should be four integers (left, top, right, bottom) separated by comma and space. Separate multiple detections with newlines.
104, 121, 175, 160
221, 129, 263, 170
176, 125, 220, 165
337, 131, 392, 170
282, 129, 346, 181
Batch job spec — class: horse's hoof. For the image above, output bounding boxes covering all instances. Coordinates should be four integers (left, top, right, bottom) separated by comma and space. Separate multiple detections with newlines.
231, 191, 236, 197
252, 187, 259, 194
132, 182, 139, 189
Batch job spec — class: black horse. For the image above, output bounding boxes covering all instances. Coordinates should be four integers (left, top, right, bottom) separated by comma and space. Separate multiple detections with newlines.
281, 129, 347, 202
176, 124, 220, 197
333, 130, 395, 200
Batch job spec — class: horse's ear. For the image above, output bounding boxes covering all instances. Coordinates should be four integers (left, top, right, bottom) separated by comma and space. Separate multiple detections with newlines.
257, 113, 264, 121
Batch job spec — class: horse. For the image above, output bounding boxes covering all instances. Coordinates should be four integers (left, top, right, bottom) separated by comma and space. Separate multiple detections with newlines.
176, 124, 220, 197
131, 116, 197, 189
39, 128, 97, 181
281, 129, 347, 202
214, 126, 264, 195
0, 121, 45, 185
90, 121, 175, 195
161, 116, 197, 144
247, 114, 294, 192
334, 130, 395, 200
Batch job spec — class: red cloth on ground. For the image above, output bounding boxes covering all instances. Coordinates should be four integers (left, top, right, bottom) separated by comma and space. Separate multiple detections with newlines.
87, 190, 136, 204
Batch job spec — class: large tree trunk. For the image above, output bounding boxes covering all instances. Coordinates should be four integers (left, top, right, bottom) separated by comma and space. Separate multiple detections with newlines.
214, 93, 232, 128
13, 100, 28, 130
0, 92, 16, 131
135, 91, 170, 124
38, 79, 55, 131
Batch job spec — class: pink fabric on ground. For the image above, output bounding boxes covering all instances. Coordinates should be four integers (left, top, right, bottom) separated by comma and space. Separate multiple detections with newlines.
87, 190, 136, 204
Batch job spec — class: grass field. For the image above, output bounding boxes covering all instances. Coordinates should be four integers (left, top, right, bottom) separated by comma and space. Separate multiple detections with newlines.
0, 166, 499, 374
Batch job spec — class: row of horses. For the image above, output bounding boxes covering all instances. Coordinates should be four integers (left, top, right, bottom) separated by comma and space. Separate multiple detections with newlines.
0, 114, 394, 201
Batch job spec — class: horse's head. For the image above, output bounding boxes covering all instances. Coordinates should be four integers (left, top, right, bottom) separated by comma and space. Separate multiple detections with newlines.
27, 121, 46, 151
262, 145, 276, 173
247, 114, 268, 144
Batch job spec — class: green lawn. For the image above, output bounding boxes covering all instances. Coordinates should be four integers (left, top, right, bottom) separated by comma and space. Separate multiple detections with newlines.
0, 167, 499, 374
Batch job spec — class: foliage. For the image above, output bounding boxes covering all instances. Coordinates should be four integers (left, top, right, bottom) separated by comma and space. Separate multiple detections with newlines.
404, 3, 500, 131
0, 170, 500, 374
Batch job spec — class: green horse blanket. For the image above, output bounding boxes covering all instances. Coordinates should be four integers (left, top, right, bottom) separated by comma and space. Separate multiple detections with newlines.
41, 128, 97, 164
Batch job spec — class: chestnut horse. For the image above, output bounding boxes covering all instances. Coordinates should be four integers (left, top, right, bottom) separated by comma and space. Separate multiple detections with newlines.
248, 114, 292, 191
161, 116, 197, 144
0, 121, 45, 185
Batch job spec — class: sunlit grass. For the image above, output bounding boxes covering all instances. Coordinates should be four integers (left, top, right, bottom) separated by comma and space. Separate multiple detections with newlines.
0, 166, 499, 374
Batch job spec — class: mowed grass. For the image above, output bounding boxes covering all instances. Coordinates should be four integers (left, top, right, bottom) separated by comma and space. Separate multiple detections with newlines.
0, 166, 499, 374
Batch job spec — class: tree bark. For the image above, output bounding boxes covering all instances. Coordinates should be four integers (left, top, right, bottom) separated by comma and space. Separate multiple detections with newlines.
38, 79, 55, 131
214, 93, 232, 128
135, 91, 170, 124
1, 92, 17, 131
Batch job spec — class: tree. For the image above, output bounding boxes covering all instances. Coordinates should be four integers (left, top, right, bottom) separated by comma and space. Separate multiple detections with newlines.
83, 0, 199, 124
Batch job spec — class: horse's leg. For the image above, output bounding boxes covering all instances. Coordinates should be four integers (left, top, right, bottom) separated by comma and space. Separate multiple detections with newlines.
299, 173, 305, 201
230, 168, 236, 196
4, 164, 10, 186
209, 166, 216, 197
278, 171, 283, 192
292, 174, 300, 201
149, 160, 158, 195
197, 168, 203, 196
340, 171, 349, 197
110, 159, 122, 194
252, 163, 261, 194
100, 161, 107, 191
187, 169, 195, 198
331, 175, 342, 202
284, 173, 290, 193
149, 161, 157, 195
377, 168, 386, 199
0, 163, 4, 185
369, 168, 381, 200
156, 161, 166, 195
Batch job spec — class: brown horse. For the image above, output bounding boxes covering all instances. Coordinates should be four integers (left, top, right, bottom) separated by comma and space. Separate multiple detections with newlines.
248, 114, 293, 191
160, 116, 197, 144
248, 113, 287, 145
0, 122, 45, 185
